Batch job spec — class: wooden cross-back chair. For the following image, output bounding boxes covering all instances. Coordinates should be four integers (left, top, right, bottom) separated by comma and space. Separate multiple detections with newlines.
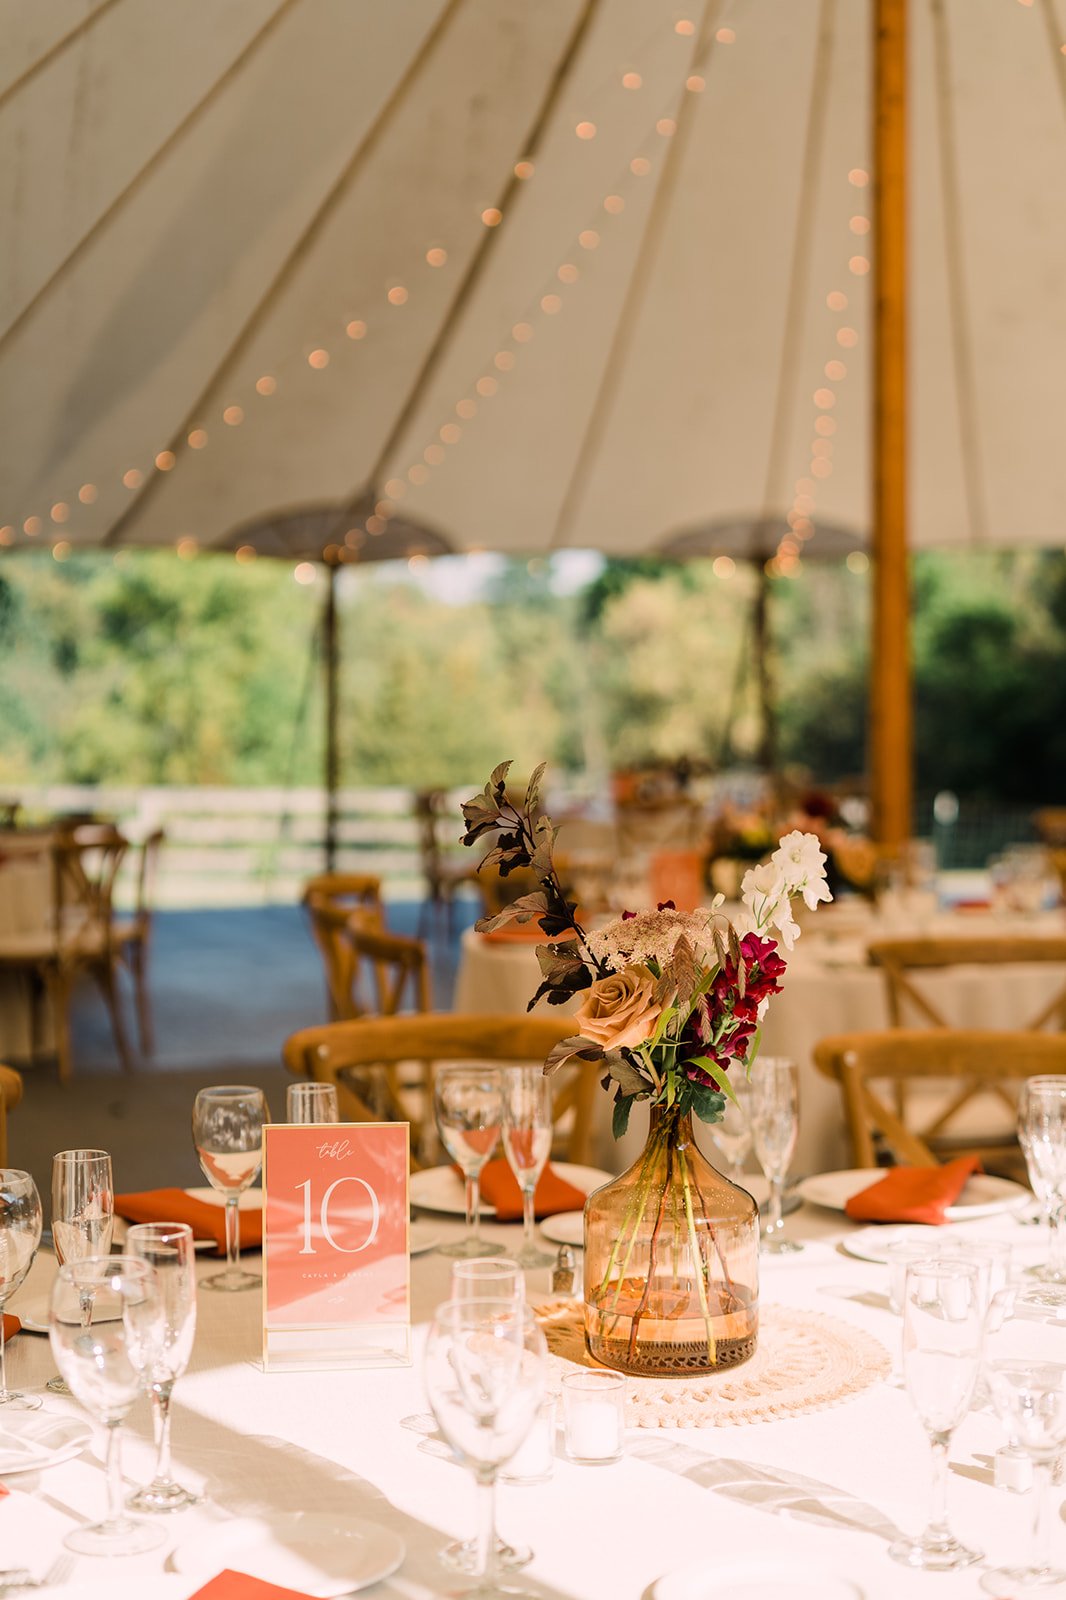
301, 874, 384, 1019
813, 1029, 1066, 1171
282, 1013, 600, 1169
867, 936, 1066, 1168
0, 1065, 23, 1167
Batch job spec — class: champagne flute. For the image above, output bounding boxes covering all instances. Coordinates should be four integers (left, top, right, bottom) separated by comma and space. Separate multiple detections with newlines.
708, 1074, 755, 1185
424, 1296, 546, 1599
192, 1085, 267, 1292
49, 1256, 165, 1556
889, 1258, 983, 1571
749, 1057, 802, 1254
287, 1082, 339, 1124
48, 1149, 114, 1394
1018, 1076, 1066, 1300
125, 1222, 198, 1512
981, 1286, 1066, 1594
0, 1170, 42, 1410
434, 1067, 503, 1259
500, 1068, 555, 1267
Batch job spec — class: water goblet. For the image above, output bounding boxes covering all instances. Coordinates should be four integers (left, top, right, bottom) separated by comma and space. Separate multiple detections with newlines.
49, 1256, 166, 1556
434, 1067, 503, 1259
125, 1222, 198, 1512
48, 1149, 114, 1393
888, 1258, 983, 1571
192, 1084, 268, 1291
452, 1257, 524, 1301
424, 1296, 546, 1599
0, 1170, 42, 1410
708, 1074, 755, 1185
750, 1057, 802, 1253
500, 1068, 555, 1267
1018, 1076, 1066, 1301
287, 1082, 339, 1124
980, 1286, 1066, 1594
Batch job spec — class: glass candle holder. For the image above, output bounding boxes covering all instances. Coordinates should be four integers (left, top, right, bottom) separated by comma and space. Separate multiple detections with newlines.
562, 1370, 625, 1465
500, 1394, 556, 1485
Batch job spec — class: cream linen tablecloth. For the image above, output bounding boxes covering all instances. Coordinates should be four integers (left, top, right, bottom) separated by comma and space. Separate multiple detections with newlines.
0, 1191, 1058, 1600
455, 911, 1066, 1174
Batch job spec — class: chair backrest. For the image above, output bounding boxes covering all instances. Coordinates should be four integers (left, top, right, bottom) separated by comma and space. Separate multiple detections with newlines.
282, 1012, 601, 1165
340, 921, 432, 1018
812, 1028, 1066, 1167
0, 1064, 23, 1166
53, 824, 128, 952
301, 874, 384, 1019
868, 936, 1066, 1031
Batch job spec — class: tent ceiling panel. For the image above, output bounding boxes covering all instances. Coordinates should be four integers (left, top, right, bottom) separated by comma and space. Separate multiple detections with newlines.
1, 0, 1065, 561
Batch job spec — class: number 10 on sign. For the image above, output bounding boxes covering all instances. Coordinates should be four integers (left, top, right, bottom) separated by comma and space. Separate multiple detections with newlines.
262, 1123, 410, 1371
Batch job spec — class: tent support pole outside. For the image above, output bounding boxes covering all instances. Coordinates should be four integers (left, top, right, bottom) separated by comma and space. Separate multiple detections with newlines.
323, 559, 339, 872
871, 0, 912, 851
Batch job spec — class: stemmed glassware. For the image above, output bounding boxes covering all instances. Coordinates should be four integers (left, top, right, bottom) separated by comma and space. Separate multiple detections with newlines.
49, 1256, 165, 1556
750, 1057, 801, 1253
423, 1296, 546, 1599
434, 1067, 502, 1259
1017, 1076, 1066, 1300
0, 1170, 42, 1410
500, 1068, 555, 1267
708, 1074, 755, 1185
889, 1258, 983, 1572
980, 1285, 1066, 1594
192, 1085, 268, 1292
48, 1149, 114, 1393
287, 1082, 339, 1124
125, 1222, 198, 1513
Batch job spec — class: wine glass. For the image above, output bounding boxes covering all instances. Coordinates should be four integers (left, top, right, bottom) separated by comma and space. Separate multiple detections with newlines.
0, 1170, 42, 1410
708, 1074, 755, 1185
125, 1222, 198, 1513
889, 1258, 983, 1571
980, 1286, 1066, 1594
287, 1082, 339, 1123
424, 1296, 546, 1599
1018, 1076, 1066, 1301
749, 1057, 801, 1253
49, 1256, 165, 1556
192, 1084, 267, 1291
434, 1067, 503, 1259
500, 1068, 555, 1267
48, 1149, 114, 1394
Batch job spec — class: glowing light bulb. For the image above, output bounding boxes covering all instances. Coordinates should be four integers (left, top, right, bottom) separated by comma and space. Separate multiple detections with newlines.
79, 484, 97, 504
426, 247, 447, 267
512, 322, 534, 342
256, 375, 278, 394
579, 230, 600, 250
155, 451, 176, 471
308, 348, 330, 367
123, 468, 143, 489
223, 406, 244, 426
386, 287, 408, 306
345, 322, 366, 341
622, 71, 642, 89
630, 157, 651, 176
514, 160, 534, 180
481, 207, 502, 227
827, 290, 848, 311
541, 294, 562, 314
848, 256, 870, 275
176, 537, 198, 559
575, 121, 596, 140
51, 502, 70, 523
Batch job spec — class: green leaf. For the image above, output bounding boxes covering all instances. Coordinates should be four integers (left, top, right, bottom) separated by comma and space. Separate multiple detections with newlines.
689, 1085, 727, 1126
684, 1054, 740, 1107
612, 1094, 635, 1141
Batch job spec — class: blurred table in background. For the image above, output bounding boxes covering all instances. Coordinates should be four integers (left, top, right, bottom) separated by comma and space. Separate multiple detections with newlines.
0, 832, 54, 1059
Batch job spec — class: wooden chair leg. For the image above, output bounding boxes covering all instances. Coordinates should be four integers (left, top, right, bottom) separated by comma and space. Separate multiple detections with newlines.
92, 959, 136, 1072
45, 967, 73, 1085
129, 941, 154, 1056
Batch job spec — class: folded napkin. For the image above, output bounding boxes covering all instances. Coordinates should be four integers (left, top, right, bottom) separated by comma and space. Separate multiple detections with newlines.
844, 1156, 982, 1225
186, 1572, 317, 1600
2, 1315, 19, 1342
113, 1188, 262, 1256
478, 1157, 587, 1222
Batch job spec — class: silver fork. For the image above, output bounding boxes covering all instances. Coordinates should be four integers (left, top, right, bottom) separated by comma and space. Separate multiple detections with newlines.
0, 1552, 74, 1592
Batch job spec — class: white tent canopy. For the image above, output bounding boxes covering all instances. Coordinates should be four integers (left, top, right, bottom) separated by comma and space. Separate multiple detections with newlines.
2, 0, 1065, 564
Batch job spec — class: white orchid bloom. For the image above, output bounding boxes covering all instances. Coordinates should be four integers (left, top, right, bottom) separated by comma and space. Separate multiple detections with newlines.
740, 861, 787, 929
770, 896, 801, 950
772, 829, 833, 911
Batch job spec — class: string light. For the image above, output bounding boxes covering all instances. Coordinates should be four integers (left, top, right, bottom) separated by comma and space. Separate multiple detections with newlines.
480, 208, 502, 227
23, 517, 41, 535
345, 322, 366, 342
176, 537, 198, 559
155, 451, 176, 471
622, 72, 642, 89
222, 406, 244, 426
386, 287, 408, 306
513, 161, 534, 180
294, 562, 316, 585
256, 375, 278, 393
716, 28, 736, 44
50, 503, 69, 523
52, 540, 71, 561
78, 484, 97, 504
187, 429, 208, 450
425, 247, 447, 267
575, 121, 597, 140
122, 468, 143, 489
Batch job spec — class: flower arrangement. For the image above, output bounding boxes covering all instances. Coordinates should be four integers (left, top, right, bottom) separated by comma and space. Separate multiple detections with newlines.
461, 761, 832, 1139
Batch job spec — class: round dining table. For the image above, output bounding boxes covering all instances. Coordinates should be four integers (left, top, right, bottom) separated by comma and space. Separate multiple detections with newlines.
0, 1180, 1056, 1599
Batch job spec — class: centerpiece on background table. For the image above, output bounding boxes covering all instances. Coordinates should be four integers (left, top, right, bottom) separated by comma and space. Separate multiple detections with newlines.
461, 762, 832, 1378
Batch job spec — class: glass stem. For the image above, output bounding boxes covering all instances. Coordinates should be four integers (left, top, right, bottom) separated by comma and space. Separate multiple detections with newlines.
225, 1195, 240, 1275
1030, 1459, 1053, 1576
926, 1433, 950, 1543
0, 1315, 8, 1401
104, 1421, 125, 1531
473, 1466, 497, 1582
766, 1175, 783, 1237
1048, 1205, 1066, 1280
522, 1185, 536, 1251
151, 1381, 174, 1486
465, 1172, 480, 1246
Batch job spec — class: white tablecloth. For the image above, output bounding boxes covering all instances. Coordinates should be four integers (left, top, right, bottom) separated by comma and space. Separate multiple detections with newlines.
0, 1194, 1057, 1599
454, 911, 1066, 1175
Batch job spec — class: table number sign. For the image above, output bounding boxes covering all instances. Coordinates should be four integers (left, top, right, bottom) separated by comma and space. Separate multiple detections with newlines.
262, 1122, 410, 1371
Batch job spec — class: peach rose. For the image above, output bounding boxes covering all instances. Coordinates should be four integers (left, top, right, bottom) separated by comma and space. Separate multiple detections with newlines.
573, 964, 662, 1051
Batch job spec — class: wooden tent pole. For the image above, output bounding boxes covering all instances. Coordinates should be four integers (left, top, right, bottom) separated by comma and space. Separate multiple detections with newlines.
323, 557, 340, 872
871, 0, 912, 850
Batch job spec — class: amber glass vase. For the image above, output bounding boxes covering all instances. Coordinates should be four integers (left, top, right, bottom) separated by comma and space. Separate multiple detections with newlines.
584, 1104, 759, 1377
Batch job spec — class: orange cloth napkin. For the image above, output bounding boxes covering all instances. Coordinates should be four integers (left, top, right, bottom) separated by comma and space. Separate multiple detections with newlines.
844, 1156, 982, 1225
186, 1572, 317, 1600
478, 1157, 587, 1222
2, 1315, 19, 1341
113, 1188, 262, 1256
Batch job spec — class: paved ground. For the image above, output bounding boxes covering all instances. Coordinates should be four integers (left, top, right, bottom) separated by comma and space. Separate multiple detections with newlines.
8, 898, 479, 1201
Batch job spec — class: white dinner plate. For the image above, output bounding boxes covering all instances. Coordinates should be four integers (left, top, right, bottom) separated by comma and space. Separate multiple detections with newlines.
171, 1511, 405, 1596
409, 1163, 612, 1217
409, 1219, 441, 1255
798, 1168, 1030, 1221
539, 1210, 585, 1246
840, 1223, 945, 1264
0, 1412, 93, 1475
654, 1558, 863, 1599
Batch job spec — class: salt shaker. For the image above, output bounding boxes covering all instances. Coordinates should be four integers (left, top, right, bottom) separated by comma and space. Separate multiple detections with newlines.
551, 1244, 576, 1296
